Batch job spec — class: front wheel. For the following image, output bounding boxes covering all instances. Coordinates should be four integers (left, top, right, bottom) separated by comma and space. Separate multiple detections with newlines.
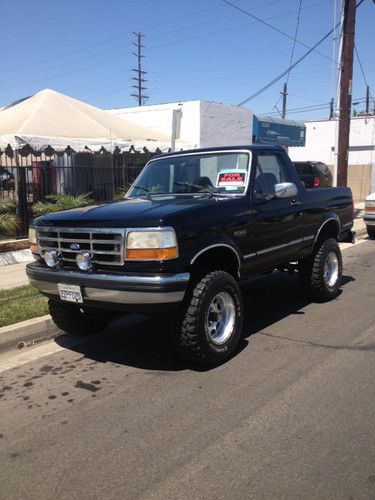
173, 271, 243, 365
299, 238, 343, 301
48, 299, 112, 335
367, 227, 375, 240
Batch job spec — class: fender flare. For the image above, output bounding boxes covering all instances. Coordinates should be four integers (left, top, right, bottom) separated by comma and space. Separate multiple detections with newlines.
187, 236, 242, 272
314, 213, 340, 244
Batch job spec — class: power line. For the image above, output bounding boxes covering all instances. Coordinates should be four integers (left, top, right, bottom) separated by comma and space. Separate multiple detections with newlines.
280, 0, 303, 118
354, 43, 375, 103
237, 25, 338, 106
221, 0, 338, 65
237, 1, 365, 108
286, 0, 303, 84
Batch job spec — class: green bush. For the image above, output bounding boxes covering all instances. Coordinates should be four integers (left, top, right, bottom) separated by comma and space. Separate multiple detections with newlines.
32, 193, 94, 217
0, 198, 17, 214
0, 199, 19, 234
112, 185, 132, 201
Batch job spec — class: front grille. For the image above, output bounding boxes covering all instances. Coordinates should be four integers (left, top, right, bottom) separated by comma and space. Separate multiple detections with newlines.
37, 227, 125, 267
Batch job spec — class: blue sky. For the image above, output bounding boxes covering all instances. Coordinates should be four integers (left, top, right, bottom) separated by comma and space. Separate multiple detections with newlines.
1, 0, 374, 119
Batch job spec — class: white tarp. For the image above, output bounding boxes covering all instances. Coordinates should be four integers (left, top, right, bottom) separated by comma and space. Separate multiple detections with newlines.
0, 89, 177, 152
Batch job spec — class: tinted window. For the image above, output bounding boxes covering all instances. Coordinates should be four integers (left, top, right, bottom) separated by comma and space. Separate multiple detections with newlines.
254, 154, 290, 197
127, 152, 250, 197
294, 162, 313, 175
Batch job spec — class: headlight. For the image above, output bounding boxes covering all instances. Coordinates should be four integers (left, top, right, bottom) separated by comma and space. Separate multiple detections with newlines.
29, 227, 37, 244
29, 227, 39, 255
125, 228, 178, 260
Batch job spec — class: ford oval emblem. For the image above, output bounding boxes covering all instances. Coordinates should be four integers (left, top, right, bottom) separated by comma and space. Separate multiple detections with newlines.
70, 243, 80, 251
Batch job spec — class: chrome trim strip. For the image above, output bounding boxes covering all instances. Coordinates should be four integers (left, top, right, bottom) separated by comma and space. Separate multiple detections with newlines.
190, 244, 241, 270
243, 252, 256, 260
364, 219, 375, 226
29, 279, 185, 304
243, 235, 314, 260
256, 238, 303, 256
303, 235, 315, 241
148, 149, 252, 162
342, 222, 353, 228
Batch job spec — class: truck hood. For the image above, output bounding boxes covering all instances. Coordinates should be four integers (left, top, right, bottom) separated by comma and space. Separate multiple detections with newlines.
33, 195, 231, 228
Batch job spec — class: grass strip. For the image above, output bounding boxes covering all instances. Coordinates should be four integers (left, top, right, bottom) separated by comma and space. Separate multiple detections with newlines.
0, 285, 48, 328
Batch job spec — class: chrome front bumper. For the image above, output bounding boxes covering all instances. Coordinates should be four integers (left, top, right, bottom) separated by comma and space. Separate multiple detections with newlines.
26, 263, 189, 305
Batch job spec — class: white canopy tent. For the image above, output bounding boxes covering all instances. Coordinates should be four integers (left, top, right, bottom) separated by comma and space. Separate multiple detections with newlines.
0, 89, 178, 153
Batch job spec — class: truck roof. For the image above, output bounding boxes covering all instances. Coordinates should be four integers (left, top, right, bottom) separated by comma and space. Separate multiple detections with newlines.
155, 144, 285, 158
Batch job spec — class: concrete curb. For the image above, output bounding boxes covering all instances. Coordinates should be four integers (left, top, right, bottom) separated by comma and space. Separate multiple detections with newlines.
0, 315, 61, 354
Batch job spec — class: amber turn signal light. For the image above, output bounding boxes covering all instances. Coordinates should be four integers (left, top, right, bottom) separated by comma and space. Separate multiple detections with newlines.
126, 247, 177, 260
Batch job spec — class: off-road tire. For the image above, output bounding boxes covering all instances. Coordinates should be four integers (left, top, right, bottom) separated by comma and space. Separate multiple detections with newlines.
172, 271, 243, 365
299, 238, 342, 301
367, 227, 375, 239
48, 299, 112, 335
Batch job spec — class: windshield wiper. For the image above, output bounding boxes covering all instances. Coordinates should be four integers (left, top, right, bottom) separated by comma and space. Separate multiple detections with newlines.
174, 181, 214, 195
133, 185, 150, 194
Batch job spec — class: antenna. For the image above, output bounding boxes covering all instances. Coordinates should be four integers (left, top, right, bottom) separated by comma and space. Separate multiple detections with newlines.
131, 32, 149, 106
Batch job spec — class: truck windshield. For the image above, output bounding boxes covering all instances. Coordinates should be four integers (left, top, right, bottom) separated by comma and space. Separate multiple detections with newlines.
127, 152, 250, 197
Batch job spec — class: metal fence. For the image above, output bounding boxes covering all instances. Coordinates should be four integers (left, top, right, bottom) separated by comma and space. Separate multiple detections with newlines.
0, 149, 159, 238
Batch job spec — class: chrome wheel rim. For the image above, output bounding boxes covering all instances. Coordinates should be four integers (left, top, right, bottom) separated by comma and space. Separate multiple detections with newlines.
206, 291, 236, 345
324, 251, 339, 287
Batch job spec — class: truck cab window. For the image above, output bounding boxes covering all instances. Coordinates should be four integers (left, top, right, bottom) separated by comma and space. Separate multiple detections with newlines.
254, 154, 290, 198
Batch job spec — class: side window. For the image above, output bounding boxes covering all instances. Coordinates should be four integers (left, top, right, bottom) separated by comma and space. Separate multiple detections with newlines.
253, 154, 290, 197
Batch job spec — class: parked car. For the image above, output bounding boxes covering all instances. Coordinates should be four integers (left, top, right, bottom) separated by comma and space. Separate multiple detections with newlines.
293, 161, 333, 188
364, 191, 375, 239
27, 145, 354, 366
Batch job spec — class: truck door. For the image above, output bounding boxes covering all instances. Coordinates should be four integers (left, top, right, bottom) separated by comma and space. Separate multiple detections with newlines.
246, 151, 303, 271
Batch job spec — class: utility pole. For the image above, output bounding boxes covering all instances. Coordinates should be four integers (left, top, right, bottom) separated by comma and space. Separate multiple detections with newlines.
365, 85, 370, 114
335, 0, 357, 187
131, 32, 148, 106
281, 82, 288, 119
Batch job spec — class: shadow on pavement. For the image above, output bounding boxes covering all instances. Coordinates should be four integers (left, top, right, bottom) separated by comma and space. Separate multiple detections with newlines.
55, 272, 355, 372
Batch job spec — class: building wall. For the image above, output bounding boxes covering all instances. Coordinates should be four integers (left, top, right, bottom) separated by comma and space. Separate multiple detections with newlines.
106, 100, 252, 149
289, 116, 375, 199
199, 101, 252, 148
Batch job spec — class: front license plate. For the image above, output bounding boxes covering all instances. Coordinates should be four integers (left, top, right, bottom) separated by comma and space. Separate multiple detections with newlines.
58, 284, 83, 303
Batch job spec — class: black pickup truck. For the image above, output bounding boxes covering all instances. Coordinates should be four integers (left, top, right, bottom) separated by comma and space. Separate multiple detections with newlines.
27, 145, 354, 365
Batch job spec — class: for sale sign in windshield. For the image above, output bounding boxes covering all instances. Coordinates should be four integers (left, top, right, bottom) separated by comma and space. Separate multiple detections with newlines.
217, 169, 247, 188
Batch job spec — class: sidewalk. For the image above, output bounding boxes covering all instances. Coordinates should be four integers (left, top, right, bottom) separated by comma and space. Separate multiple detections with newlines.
0, 262, 29, 290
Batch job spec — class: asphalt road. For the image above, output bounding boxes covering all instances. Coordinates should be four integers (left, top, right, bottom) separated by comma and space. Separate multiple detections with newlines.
0, 240, 374, 499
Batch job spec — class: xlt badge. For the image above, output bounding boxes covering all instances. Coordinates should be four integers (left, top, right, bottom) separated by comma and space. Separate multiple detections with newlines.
233, 229, 247, 237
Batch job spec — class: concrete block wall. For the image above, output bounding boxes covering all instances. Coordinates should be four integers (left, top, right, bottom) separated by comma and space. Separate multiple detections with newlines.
327, 164, 372, 201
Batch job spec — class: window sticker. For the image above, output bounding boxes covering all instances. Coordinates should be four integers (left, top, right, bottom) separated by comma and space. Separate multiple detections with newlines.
216, 169, 247, 188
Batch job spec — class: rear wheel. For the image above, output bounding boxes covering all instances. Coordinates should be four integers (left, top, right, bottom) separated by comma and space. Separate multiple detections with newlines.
172, 271, 243, 365
48, 299, 112, 335
299, 238, 343, 301
367, 227, 375, 239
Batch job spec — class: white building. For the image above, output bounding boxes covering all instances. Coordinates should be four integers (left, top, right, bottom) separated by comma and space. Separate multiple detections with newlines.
289, 116, 375, 199
107, 100, 253, 150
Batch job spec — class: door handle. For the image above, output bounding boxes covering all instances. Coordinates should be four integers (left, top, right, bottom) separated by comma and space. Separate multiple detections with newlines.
290, 200, 302, 207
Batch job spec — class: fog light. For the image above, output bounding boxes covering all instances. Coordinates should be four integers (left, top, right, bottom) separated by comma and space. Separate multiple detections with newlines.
76, 251, 92, 271
43, 250, 60, 268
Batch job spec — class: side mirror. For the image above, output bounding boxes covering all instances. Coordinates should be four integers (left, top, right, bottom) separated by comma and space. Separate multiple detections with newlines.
274, 182, 298, 199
